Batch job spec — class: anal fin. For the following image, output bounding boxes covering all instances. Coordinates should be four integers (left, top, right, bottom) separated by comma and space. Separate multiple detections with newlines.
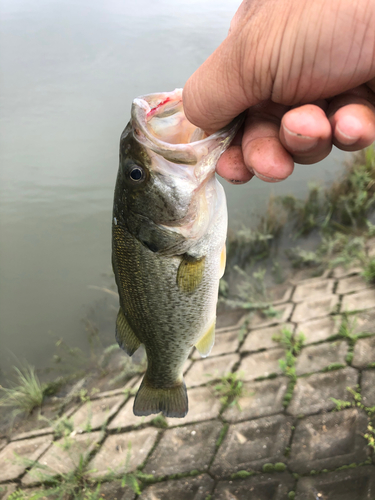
195, 321, 215, 358
133, 375, 188, 418
115, 307, 141, 356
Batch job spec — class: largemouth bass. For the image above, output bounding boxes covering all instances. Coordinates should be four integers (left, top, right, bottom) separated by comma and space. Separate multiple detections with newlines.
112, 88, 242, 418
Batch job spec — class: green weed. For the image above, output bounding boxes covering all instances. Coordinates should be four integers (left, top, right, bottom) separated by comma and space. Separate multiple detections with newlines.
364, 423, 375, 451
0, 363, 44, 417
361, 258, 375, 284
214, 372, 245, 410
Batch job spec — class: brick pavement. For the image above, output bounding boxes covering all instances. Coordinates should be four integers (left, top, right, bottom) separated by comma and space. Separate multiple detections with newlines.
1, 268, 375, 499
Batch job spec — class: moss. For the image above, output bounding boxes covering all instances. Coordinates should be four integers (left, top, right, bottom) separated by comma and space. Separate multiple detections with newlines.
262, 463, 275, 473
323, 363, 346, 372
274, 462, 286, 472
288, 492, 296, 500
216, 424, 229, 448
230, 470, 255, 479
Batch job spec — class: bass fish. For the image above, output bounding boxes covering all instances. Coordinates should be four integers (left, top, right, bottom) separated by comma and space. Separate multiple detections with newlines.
112, 88, 241, 418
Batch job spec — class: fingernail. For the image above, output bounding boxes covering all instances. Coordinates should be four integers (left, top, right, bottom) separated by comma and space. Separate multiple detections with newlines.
254, 171, 283, 183
283, 126, 319, 152
336, 117, 361, 145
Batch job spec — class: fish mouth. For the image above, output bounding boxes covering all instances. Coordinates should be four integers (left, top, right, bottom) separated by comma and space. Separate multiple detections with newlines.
131, 89, 243, 181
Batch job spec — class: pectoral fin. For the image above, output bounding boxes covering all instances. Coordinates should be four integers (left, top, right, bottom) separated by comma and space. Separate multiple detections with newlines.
195, 321, 215, 358
177, 255, 205, 293
219, 245, 226, 278
115, 307, 141, 356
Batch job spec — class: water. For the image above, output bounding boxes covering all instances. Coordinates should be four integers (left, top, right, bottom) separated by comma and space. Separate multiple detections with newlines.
0, 0, 350, 379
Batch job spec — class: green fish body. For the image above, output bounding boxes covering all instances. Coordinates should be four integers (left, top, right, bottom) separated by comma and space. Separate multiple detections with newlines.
112, 89, 241, 417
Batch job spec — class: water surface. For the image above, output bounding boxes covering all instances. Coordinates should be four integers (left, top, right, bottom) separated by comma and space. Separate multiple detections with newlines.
0, 0, 349, 379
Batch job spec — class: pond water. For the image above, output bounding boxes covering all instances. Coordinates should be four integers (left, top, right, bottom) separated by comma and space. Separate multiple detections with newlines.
0, 0, 350, 380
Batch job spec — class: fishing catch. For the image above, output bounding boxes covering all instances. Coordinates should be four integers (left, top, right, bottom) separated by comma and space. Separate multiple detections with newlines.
112, 89, 241, 418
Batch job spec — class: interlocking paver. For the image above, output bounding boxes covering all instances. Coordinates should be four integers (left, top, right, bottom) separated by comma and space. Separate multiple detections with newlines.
288, 409, 369, 473
192, 329, 239, 360
108, 397, 156, 430
248, 303, 294, 329
241, 323, 294, 353
287, 367, 358, 416
223, 377, 288, 423
295, 465, 375, 499
0, 436, 52, 483
11, 428, 53, 442
139, 474, 214, 500
216, 310, 248, 330
341, 288, 375, 312
210, 415, 293, 477
352, 336, 375, 368
292, 279, 335, 303
165, 385, 221, 426
353, 309, 375, 335
143, 421, 222, 477
184, 354, 239, 388
361, 370, 375, 407
239, 348, 284, 381
213, 474, 294, 500
22, 431, 103, 485
0, 483, 16, 500
70, 395, 126, 432
296, 316, 339, 345
93, 482, 135, 500
332, 266, 361, 278
269, 284, 293, 305
336, 274, 370, 294
295, 341, 348, 376
88, 428, 159, 479
291, 295, 339, 323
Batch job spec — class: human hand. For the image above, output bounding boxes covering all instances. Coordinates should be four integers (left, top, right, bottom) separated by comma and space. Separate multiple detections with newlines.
183, 0, 375, 184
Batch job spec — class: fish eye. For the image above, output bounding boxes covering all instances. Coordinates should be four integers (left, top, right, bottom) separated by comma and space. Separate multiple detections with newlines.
129, 165, 145, 183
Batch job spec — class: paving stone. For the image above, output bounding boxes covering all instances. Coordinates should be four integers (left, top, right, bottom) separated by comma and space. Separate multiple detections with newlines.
341, 288, 375, 312
291, 295, 339, 323
166, 385, 221, 426
93, 481, 136, 500
22, 431, 103, 485
70, 395, 126, 432
213, 473, 295, 500
290, 269, 330, 285
248, 303, 294, 329
287, 367, 358, 416
11, 427, 54, 442
139, 474, 214, 500
184, 354, 239, 388
216, 309, 248, 330
366, 237, 375, 258
0, 439, 7, 451
332, 266, 362, 278
292, 279, 335, 303
288, 409, 369, 473
269, 284, 294, 305
352, 309, 375, 335
241, 323, 295, 353
336, 274, 370, 294
296, 316, 340, 345
239, 348, 285, 381
223, 377, 288, 423
295, 465, 375, 499
0, 484, 17, 500
295, 341, 348, 376
0, 436, 52, 482
144, 420, 222, 476
88, 427, 159, 479
210, 415, 293, 476
108, 397, 157, 430
361, 370, 375, 407
192, 329, 240, 360
352, 336, 375, 368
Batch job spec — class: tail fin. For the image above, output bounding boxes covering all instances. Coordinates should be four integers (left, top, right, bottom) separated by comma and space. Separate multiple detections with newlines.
133, 375, 188, 418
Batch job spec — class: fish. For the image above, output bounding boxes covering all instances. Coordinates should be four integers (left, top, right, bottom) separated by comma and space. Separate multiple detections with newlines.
112, 88, 242, 418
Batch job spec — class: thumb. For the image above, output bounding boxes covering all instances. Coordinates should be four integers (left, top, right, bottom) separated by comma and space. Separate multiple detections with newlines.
182, 4, 274, 133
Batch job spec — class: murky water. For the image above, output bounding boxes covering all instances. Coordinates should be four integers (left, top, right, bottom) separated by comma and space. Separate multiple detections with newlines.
0, 0, 350, 379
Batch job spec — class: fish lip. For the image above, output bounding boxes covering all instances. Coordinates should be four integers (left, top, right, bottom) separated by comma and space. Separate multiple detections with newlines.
131, 88, 244, 172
